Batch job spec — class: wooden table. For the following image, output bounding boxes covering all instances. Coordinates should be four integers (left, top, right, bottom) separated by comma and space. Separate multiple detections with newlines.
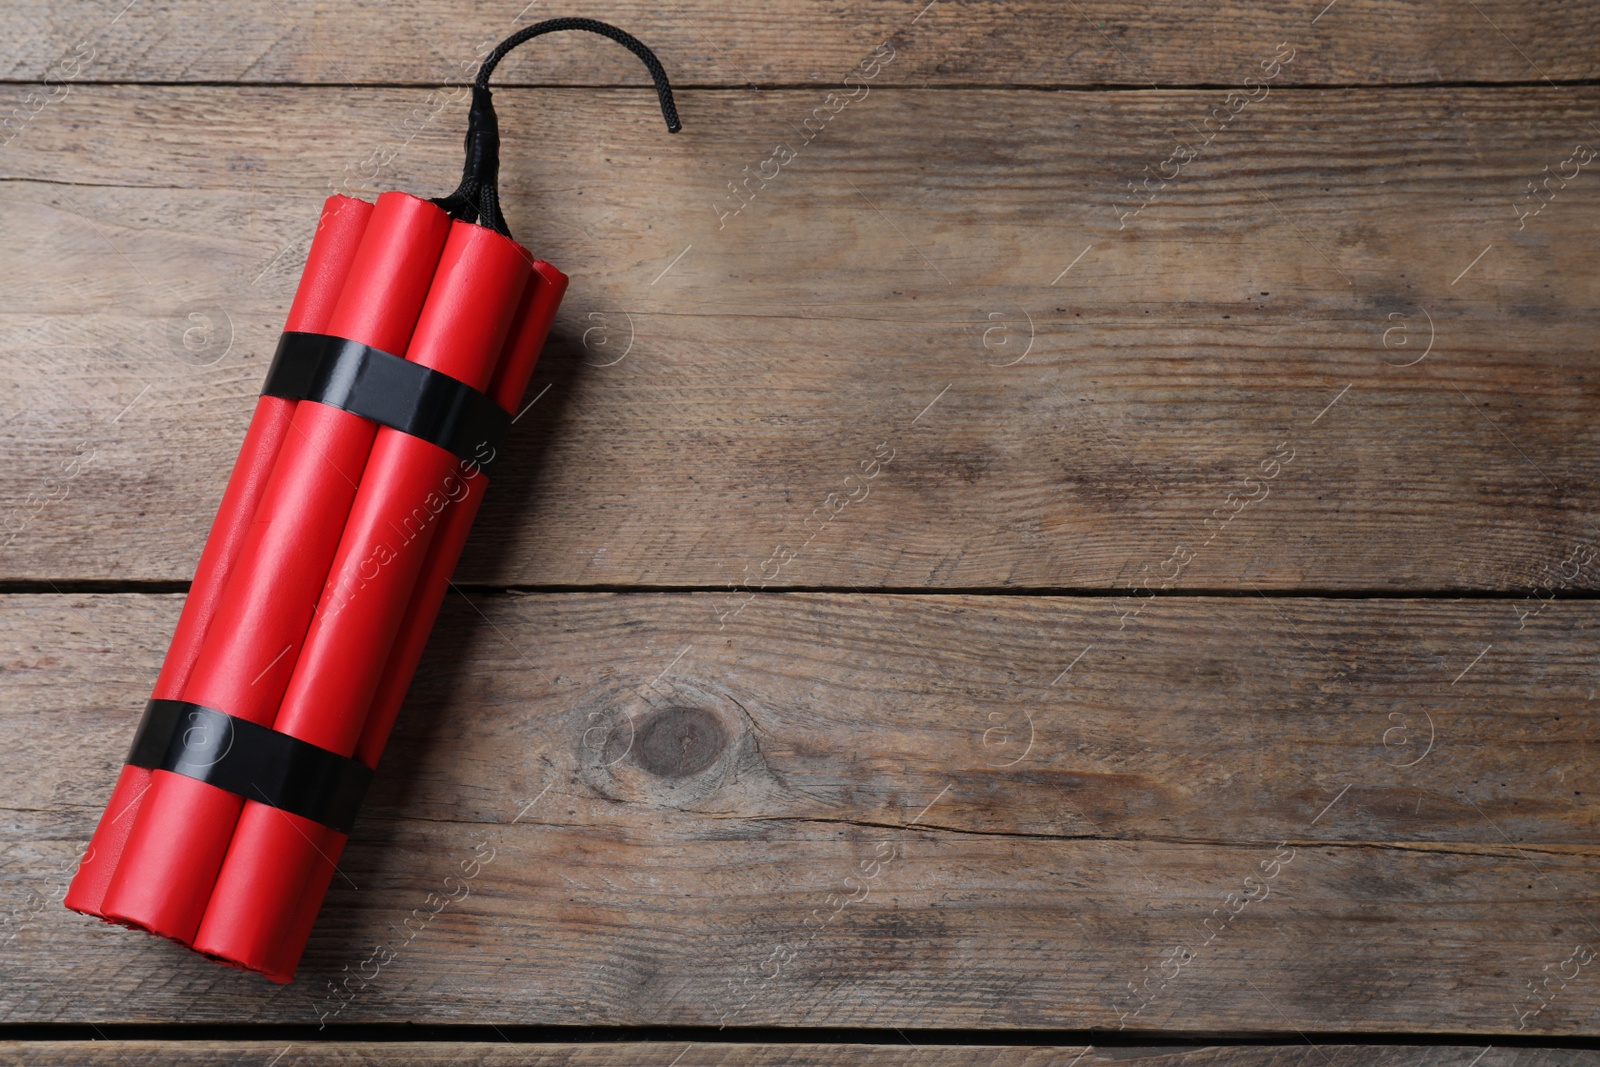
3, 1, 1598, 1062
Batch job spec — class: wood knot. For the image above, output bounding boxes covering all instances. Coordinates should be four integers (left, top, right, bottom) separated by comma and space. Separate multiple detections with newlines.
632, 706, 726, 778
570, 679, 780, 810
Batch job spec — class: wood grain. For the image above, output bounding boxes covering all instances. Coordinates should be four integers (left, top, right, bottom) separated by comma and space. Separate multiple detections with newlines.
3, 0, 1597, 1048
3, 1, 1598, 87
0, 1044, 1593, 1067
2, 86, 1600, 590
2, 593, 1595, 1031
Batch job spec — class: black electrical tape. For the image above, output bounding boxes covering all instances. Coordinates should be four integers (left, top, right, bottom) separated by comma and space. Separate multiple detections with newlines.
262, 331, 510, 468
126, 699, 374, 835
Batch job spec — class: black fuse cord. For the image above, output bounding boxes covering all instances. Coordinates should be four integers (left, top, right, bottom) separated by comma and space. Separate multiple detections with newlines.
433, 17, 681, 240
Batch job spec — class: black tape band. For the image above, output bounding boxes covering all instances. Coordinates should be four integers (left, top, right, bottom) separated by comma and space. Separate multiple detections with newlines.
127, 699, 373, 834
262, 331, 509, 467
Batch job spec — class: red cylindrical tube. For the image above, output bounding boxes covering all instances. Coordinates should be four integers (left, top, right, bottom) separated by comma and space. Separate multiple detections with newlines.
99, 193, 452, 943
239, 260, 567, 984
268, 832, 347, 985
193, 223, 532, 975
277, 223, 531, 754
170, 194, 378, 698
65, 194, 375, 920
361, 260, 569, 768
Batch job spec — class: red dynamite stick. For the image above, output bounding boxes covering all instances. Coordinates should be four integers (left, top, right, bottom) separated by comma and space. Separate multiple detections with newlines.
100, 193, 452, 943
245, 261, 567, 984
362, 259, 570, 767
65, 194, 375, 920
193, 222, 532, 976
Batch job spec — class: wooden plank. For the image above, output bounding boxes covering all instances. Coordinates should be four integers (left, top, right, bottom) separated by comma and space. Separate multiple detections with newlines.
3, 86, 1600, 591
0, 1043, 1594, 1067
2, 593, 1596, 1031
5, 1045, 1067, 1067
3, 1, 1598, 87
